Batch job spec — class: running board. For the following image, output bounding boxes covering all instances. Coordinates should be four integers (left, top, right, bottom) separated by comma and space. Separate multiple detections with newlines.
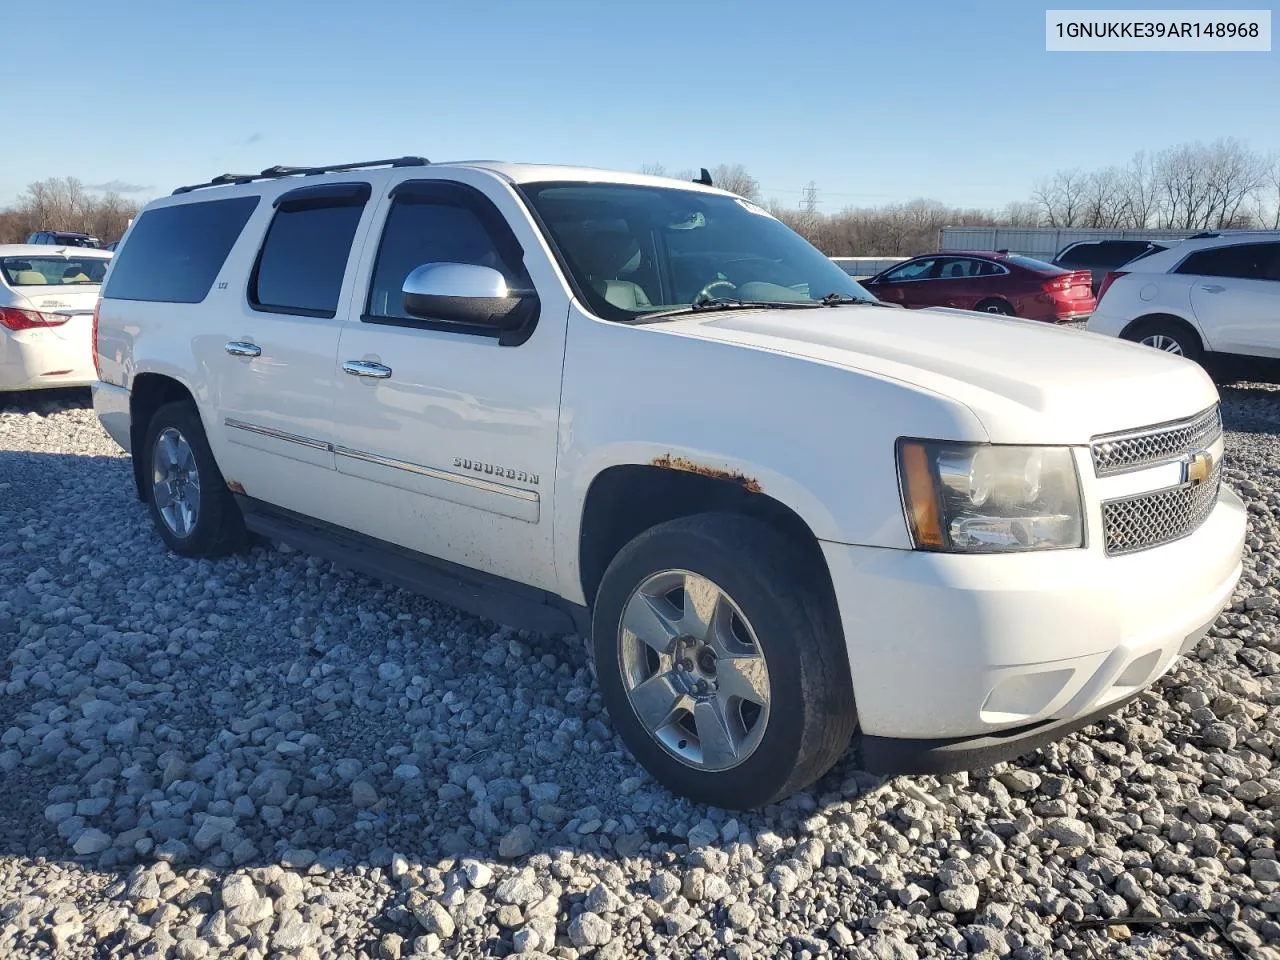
237, 497, 585, 636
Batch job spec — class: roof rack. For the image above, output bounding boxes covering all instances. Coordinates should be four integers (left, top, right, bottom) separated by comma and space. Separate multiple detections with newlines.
1186, 228, 1280, 240
172, 156, 429, 195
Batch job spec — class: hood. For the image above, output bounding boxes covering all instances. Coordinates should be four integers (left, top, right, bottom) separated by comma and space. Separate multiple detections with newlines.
659, 304, 1219, 444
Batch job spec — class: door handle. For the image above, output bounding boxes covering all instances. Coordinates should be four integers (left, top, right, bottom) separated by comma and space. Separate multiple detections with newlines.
225, 341, 261, 358
1200, 284, 1226, 294
343, 360, 392, 379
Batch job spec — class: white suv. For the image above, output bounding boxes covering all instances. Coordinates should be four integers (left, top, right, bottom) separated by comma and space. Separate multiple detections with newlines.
92, 158, 1245, 808
1087, 231, 1280, 380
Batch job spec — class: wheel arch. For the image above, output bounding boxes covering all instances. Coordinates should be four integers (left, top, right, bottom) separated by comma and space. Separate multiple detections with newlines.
576, 464, 841, 628
128, 373, 197, 501
1119, 312, 1207, 352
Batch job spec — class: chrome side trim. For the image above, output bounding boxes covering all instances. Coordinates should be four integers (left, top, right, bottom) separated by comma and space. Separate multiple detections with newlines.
224, 418, 333, 452
334, 445, 539, 502
223, 419, 540, 502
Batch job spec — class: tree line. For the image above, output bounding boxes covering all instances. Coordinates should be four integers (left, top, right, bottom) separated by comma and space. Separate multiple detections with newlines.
0, 178, 141, 245
646, 139, 1280, 256
4, 139, 1277, 256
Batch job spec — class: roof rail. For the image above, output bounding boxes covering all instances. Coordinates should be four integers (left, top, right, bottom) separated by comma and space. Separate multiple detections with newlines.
172, 156, 429, 195
1187, 228, 1280, 240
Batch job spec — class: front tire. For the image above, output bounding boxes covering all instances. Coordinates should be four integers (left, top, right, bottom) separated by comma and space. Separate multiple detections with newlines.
142, 400, 247, 557
591, 513, 856, 808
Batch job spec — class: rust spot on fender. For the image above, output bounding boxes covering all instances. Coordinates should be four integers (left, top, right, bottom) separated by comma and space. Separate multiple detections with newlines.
651, 454, 763, 493
225, 479, 246, 495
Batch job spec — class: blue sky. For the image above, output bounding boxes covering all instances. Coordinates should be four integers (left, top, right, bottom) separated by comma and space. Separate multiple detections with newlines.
8, 0, 1277, 211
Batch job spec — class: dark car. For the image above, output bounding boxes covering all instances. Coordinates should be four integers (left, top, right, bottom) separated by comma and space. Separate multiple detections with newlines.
1051, 239, 1171, 294
26, 230, 103, 249
860, 251, 1095, 323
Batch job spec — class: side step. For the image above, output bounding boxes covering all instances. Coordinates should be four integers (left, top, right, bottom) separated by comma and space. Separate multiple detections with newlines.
237, 497, 584, 636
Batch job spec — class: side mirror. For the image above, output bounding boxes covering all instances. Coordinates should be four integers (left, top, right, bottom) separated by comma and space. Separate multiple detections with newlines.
402, 263, 538, 333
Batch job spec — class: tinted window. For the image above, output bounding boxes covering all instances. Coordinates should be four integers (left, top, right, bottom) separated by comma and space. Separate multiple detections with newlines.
367, 199, 520, 320
1054, 244, 1095, 267
883, 258, 937, 282
935, 257, 998, 279
1177, 242, 1280, 281
1006, 255, 1059, 273
104, 196, 259, 303
251, 203, 365, 317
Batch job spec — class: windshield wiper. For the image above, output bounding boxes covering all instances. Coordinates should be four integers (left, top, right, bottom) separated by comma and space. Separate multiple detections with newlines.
637, 295, 825, 321
820, 292, 886, 307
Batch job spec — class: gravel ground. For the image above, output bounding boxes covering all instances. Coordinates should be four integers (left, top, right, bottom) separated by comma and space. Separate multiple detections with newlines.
1, 385, 1278, 960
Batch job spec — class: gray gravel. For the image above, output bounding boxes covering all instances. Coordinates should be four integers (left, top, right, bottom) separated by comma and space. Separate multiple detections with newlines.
1, 384, 1278, 960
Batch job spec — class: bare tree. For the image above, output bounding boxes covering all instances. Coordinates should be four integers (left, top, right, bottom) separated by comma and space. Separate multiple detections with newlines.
0, 177, 141, 243
1032, 169, 1088, 227
1257, 153, 1280, 229
708, 164, 761, 201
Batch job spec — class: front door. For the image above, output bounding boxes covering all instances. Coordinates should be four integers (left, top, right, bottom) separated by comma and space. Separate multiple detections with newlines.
327, 172, 568, 592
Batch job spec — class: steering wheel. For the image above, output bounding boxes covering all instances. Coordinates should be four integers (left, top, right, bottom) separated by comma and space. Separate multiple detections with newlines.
694, 278, 737, 303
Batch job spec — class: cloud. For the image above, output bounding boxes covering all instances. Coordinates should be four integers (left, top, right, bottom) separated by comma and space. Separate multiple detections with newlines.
87, 180, 151, 194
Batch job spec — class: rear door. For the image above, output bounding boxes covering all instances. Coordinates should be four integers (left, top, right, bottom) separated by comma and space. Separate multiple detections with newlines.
1184, 242, 1280, 357
210, 179, 382, 517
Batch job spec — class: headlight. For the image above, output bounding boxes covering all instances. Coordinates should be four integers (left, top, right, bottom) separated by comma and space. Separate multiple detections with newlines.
898, 440, 1083, 552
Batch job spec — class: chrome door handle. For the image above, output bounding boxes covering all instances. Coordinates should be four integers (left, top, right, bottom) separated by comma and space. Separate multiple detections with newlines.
225, 341, 261, 357
1200, 284, 1226, 294
343, 360, 392, 379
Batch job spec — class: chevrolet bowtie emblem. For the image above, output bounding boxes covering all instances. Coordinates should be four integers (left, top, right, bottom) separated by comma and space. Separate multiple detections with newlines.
1183, 450, 1215, 487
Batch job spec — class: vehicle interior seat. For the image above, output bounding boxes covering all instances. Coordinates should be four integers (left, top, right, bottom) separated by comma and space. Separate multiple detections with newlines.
573, 231, 652, 310
62, 267, 92, 283
943, 262, 965, 278
13, 270, 47, 285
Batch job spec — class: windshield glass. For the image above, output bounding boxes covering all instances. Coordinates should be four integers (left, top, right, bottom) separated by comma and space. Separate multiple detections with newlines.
522, 182, 872, 319
1, 256, 109, 286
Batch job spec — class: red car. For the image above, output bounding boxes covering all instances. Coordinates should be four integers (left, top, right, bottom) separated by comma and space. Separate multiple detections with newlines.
860, 251, 1095, 323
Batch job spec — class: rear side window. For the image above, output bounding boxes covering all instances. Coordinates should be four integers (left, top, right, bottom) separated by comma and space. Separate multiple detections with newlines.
1177, 242, 1280, 281
250, 183, 371, 318
1054, 244, 1095, 267
104, 196, 259, 303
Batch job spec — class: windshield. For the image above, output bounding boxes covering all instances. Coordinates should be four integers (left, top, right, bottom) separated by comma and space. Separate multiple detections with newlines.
521, 182, 872, 319
1, 256, 109, 286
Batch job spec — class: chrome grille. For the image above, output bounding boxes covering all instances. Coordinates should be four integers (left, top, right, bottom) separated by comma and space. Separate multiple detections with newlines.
1091, 405, 1222, 477
1101, 467, 1221, 556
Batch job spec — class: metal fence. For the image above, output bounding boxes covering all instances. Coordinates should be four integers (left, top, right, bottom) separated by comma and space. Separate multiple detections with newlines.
830, 256, 909, 279
937, 226, 1202, 261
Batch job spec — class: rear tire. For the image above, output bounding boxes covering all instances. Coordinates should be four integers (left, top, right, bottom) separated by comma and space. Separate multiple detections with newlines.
142, 400, 247, 558
1121, 317, 1203, 364
591, 513, 856, 808
975, 298, 1015, 316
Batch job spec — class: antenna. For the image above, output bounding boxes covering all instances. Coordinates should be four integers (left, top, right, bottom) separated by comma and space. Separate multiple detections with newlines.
693, 168, 713, 186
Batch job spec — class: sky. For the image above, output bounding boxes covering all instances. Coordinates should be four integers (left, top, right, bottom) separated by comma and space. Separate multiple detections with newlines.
7, 0, 1278, 213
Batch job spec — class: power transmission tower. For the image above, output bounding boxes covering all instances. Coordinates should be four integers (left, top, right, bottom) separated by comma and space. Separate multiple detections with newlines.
801, 181, 819, 216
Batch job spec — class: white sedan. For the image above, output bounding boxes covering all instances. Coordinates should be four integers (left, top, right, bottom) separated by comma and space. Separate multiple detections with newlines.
0, 244, 112, 392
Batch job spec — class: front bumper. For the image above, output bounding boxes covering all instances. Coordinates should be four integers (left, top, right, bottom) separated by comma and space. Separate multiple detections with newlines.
92, 381, 132, 453
822, 484, 1245, 771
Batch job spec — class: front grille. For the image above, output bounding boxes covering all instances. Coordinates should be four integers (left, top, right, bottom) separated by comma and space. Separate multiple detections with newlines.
1101, 466, 1221, 556
1091, 405, 1222, 477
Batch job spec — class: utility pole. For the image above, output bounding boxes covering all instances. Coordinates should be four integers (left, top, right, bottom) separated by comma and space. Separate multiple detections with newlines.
801, 181, 819, 216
